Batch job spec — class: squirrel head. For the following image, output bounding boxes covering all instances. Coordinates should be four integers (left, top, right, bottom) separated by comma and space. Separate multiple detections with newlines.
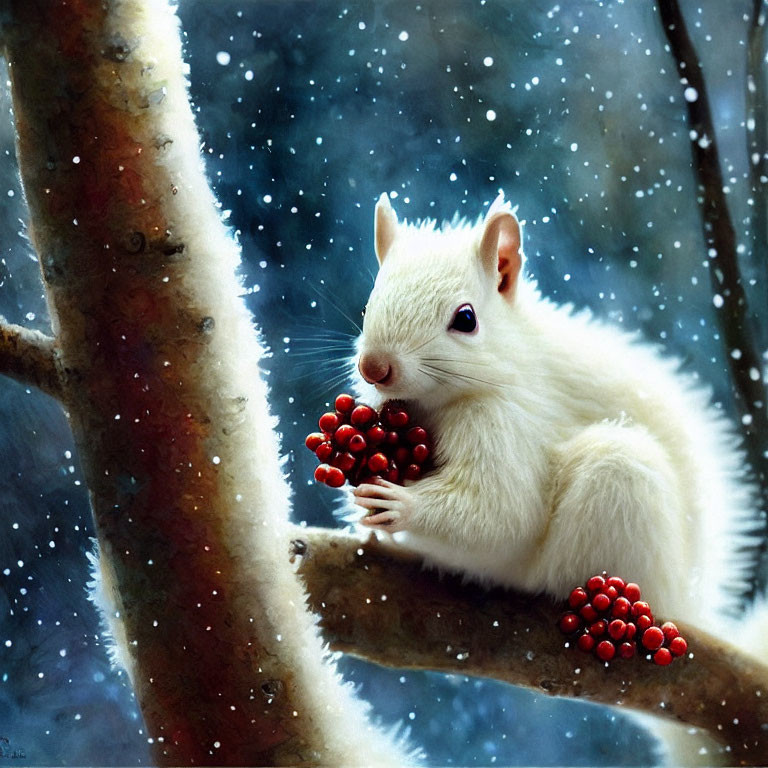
355, 191, 526, 409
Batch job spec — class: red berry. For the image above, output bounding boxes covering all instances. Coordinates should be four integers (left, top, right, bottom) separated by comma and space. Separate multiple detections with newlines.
385, 431, 400, 445
385, 467, 401, 483
577, 634, 596, 653
412, 444, 430, 463
569, 587, 589, 609
314, 464, 330, 483
305, 432, 325, 451
631, 601, 652, 618
606, 576, 626, 591
324, 466, 346, 488
653, 648, 673, 666
623, 583, 641, 602
608, 619, 626, 641
335, 394, 356, 413
602, 585, 619, 601
580, 604, 598, 623
348, 434, 367, 453
661, 622, 679, 642
334, 424, 356, 447
404, 464, 422, 481
319, 412, 340, 433
367, 452, 389, 473
331, 452, 356, 472
315, 442, 334, 461
388, 410, 410, 427
589, 620, 607, 637
351, 405, 376, 427
586, 575, 606, 593
669, 636, 688, 656
624, 622, 637, 641
636, 615, 653, 632
366, 425, 386, 444
596, 640, 616, 661
406, 426, 428, 444
641, 626, 664, 651
395, 446, 411, 465
619, 642, 635, 659
593, 593, 611, 612
559, 613, 581, 634
612, 597, 631, 618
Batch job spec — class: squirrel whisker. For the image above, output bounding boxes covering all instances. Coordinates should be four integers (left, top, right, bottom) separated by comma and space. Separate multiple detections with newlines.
418, 366, 450, 387
408, 334, 440, 355
421, 356, 494, 367
421, 362, 504, 389
288, 348, 353, 359
307, 282, 363, 335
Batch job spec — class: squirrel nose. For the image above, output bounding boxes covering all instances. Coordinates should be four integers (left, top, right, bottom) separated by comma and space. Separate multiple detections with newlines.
358, 353, 393, 385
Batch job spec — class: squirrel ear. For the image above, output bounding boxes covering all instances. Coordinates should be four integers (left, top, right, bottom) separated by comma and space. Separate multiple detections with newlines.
374, 193, 398, 265
486, 190, 508, 219
479, 209, 522, 301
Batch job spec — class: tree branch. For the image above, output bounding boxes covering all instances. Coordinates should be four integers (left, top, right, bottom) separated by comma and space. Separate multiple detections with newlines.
294, 527, 768, 765
658, 0, 768, 599
747, 0, 768, 304
0, 321, 60, 399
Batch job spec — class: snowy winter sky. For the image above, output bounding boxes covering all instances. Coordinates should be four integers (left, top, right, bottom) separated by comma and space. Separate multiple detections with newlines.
0, 0, 763, 764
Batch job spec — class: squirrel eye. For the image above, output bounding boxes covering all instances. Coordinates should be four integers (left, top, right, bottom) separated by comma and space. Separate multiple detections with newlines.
449, 304, 477, 333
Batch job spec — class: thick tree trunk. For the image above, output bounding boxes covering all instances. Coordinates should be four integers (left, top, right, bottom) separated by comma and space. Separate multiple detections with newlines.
2, 1, 403, 764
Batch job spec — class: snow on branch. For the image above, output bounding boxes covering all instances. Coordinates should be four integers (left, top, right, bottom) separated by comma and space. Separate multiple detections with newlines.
0, 321, 60, 399
294, 526, 768, 765
658, 0, 768, 599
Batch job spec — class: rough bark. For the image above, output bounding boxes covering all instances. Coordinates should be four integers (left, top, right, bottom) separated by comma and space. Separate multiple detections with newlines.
295, 527, 768, 766
657, 0, 768, 599
1, 1, 403, 765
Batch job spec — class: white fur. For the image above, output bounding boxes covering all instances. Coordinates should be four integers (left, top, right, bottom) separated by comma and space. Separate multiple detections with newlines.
357, 195, 756, 623
355, 193, 760, 763
86, 540, 136, 683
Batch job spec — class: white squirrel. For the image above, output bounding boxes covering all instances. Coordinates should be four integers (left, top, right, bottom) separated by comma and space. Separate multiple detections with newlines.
351, 191, 757, 635
349, 191, 765, 763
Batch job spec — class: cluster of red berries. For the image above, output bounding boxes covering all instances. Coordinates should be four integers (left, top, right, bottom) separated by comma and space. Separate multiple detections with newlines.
305, 394, 431, 488
558, 574, 688, 666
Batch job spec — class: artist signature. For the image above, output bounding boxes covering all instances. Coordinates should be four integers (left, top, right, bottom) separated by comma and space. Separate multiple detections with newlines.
0, 737, 25, 760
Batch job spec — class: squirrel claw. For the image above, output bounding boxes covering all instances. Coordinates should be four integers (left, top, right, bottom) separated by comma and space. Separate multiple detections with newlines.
354, 482, 414, 532
360, 510, 404, 532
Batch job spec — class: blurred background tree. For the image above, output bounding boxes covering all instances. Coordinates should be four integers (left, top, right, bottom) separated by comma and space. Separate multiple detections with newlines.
0, 0, 764, 764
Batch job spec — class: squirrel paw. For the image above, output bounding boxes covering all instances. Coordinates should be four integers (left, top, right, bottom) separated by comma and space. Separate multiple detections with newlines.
354, 479, 414, 533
